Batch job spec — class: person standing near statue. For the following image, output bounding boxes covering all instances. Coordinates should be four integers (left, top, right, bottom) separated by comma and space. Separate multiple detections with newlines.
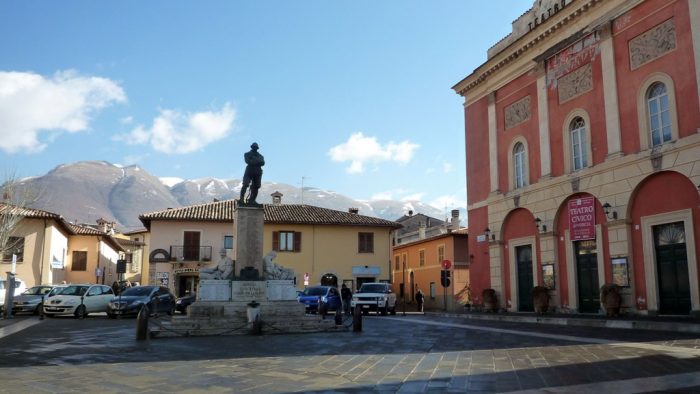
239, 142, 265, 205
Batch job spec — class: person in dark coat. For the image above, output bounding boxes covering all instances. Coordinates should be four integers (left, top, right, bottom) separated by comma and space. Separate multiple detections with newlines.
416, 288, 425, 313
341, 283, 352, 314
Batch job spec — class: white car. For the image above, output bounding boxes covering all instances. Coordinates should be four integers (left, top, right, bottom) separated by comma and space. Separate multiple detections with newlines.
0, 277, 27, 312
43, 284, 114, 318
351, 282, 398, 315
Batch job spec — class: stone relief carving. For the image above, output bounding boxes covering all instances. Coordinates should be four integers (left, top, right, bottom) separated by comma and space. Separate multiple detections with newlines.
629, 18, 676, 70
505, 96, 531, 129
557, 63, 593, 103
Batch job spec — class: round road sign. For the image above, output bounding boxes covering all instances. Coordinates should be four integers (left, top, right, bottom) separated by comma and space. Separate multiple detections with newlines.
441, 259, 452, 270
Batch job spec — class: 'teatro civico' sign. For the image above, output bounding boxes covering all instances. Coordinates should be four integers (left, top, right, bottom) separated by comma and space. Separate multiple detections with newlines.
568, 197, 596, 241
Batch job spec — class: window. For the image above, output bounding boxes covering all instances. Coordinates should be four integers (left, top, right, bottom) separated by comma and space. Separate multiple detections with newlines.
72, 251, 87, 271
394, 255, 400, 271
570, 117, 588, 171
224, 235, 234, 250
419, 250, 425, 266
2, 236, 24, 262
513, 142, 527, 188
437, 245, 445, 264
647, 82, 672, 147
402, 253, 407, 269
358, 232, 374, 253
272, 231, 301, 252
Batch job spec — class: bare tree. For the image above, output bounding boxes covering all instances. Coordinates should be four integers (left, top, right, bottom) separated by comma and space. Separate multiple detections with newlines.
0, 170, 39, 262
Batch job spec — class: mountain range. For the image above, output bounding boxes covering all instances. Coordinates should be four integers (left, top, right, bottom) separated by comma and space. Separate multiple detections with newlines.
16, 161, 458, 232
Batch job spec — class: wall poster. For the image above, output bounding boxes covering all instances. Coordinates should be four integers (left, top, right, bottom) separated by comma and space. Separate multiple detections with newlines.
542, 264, 555, 290
612, 257, 630, 287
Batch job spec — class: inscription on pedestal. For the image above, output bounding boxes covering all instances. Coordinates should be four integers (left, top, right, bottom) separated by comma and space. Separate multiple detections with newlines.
199, 280, 232, 301
266, 280, 298, 301
232, 281, 266, 302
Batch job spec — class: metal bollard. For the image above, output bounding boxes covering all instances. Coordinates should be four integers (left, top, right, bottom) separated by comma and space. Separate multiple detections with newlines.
352, 307, 362, 332
136, 305, 149, 341
251, 314, 262, 336
334, 308, 342, 325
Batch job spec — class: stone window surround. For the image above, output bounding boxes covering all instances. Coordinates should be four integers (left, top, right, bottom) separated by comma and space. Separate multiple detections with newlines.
507, 136, 530, 191
640, 208, 698, 313
419, 249, 425, 267
508, 235, 539, 312
636, 72, 679, 151
562, 109, 593, 174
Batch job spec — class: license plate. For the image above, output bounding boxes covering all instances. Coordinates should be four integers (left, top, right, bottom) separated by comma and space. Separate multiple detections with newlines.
362, 305, 369, 309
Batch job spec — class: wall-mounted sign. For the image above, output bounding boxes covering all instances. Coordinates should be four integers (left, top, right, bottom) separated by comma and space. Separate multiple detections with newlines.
476, 234, 487, 243
173, 267, 199, 275
612, 257, 630, 287
568, 197, 596, 240
542, 264, 555, 290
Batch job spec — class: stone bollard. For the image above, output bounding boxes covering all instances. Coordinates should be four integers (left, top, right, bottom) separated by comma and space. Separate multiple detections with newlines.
352, 307, 362, 332
136, 305, 149, 341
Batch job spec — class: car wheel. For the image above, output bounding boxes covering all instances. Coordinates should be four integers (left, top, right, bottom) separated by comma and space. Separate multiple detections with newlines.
107, 312, 117, 319
319, 302, 328, 317
74, 305, 87, 319
34, 303, 42, 315
167, 304, 175, 316
390, 306, 397, 315
362, 309, 368, 315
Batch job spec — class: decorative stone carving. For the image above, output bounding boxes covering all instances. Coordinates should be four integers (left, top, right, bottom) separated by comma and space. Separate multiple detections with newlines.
262, 251, 295, 280
505, 96, 531, 129
557, 63, 593, 103
629, 18, 676, 70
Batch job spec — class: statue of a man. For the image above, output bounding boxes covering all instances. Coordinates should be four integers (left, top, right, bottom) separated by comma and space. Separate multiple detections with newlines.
239, 142, 265, 205
200, 250, 234, 280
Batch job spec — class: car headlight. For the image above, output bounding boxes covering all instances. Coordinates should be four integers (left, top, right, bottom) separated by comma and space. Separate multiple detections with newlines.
176, 300, 182, 305
321, 296, 327, 303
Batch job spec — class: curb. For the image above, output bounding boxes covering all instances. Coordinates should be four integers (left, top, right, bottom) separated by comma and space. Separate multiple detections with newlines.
428, 311, 700, 334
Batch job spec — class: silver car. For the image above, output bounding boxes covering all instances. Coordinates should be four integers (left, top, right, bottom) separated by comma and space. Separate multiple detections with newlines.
12, 285, 55, 314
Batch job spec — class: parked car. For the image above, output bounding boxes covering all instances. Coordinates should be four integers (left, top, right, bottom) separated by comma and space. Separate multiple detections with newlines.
175, 292, 196, 314
12, 285, 55, 315
43, 284, 114, 318
297, 286, 342, 315
0, 277, 27, 312
351, 282, 397, 315
107, 286, 176, 318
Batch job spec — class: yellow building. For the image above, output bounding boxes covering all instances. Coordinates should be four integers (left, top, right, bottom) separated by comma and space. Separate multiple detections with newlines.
64, 223, 125, 286
139, 196, 401, 297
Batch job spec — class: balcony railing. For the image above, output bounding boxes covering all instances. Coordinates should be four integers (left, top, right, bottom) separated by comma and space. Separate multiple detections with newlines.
169, 246, 212, 262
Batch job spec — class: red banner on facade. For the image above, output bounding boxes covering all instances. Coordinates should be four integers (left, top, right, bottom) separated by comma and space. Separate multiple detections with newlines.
568, 197, 596, 240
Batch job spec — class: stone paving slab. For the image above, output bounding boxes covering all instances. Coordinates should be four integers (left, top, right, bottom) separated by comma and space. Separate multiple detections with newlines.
0, 314, 700, 392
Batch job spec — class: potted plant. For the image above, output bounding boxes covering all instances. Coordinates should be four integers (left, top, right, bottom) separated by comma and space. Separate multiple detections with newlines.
600, 283, 622, 317
532, 286, 550, 315
482, 288, 498, 313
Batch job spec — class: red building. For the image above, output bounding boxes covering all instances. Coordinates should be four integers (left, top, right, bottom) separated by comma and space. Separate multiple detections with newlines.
453, 0, 700, 316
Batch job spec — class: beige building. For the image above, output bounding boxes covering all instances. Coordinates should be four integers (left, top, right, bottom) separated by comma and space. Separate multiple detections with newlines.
115, 229, 149, 285
64, 223, 125, 285
0, 204, 72, 287
139, 196, 401, 297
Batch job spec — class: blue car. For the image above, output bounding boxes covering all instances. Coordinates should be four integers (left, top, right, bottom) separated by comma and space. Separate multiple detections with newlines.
298, 286, 342, 315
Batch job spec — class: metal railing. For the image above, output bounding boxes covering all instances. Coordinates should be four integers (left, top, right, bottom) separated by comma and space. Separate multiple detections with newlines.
169, 246, 212, 262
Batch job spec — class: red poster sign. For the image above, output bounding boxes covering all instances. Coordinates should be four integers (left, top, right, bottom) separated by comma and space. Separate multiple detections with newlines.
568, 197, 596, 240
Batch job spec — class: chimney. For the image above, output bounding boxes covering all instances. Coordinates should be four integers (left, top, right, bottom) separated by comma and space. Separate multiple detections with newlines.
418, 221, 426, 239
450, 209, 460, 231
96, 218, 108, 233
349, 207, 359, 214
271, 191, 283, 205
408, 210, 413, 216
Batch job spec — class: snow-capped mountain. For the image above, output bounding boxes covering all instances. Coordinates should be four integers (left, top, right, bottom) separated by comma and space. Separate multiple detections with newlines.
16, 161, 460, 231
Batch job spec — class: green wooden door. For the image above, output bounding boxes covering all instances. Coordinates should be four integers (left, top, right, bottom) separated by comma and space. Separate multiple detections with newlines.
654, 222, 691, 315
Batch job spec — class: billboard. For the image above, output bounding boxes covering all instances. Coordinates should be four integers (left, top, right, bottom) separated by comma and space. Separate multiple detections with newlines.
568, 197, 596, 240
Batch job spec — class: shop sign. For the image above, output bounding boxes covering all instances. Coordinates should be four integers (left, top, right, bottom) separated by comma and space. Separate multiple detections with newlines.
173, 267, 199, 275
568, 197, 595, 240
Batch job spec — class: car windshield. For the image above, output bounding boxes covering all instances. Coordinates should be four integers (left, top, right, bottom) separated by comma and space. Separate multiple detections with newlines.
303, 287, 327, 296
22, 286, 51, 295
120, 287, 153, 297
358, 284, 387, 293
60, 285, 89, 296
48, 286, 66, 296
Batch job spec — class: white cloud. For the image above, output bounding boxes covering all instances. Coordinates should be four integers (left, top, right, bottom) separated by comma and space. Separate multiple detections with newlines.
120, 116, 133, 124
442, 161, 454, 173
429, 194, 463, 210
328, 132, 419, 174
371, 191, 395, 200
0, 70, 126, 153
401, 192, 426, 202
116, 103, 236, 154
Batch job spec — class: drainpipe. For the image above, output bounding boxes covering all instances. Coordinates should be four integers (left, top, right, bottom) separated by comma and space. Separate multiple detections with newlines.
97, 236, 103, 284
39, 219, 48, 285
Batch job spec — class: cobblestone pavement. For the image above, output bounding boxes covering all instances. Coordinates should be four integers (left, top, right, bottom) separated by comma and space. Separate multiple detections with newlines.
1, 313, 700, 393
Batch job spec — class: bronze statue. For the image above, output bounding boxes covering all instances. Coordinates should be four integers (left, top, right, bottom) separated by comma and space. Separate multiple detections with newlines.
239, 142, 265, 206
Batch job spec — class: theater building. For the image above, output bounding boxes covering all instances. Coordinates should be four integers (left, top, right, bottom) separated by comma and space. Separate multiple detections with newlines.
453, 0, 700, 315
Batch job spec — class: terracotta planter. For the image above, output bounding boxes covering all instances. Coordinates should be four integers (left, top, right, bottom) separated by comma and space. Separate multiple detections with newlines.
532, 286, 550, 315
600, 283, 622, 317
482, 288, 498, 313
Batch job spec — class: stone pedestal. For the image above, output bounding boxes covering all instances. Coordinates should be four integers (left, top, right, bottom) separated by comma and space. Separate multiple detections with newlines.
266, 280, 297, 301
232, 280, 266, 302
234, 205, 264, 277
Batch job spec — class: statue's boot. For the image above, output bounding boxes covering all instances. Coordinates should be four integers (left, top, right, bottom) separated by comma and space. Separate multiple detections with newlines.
239, 185, 248, 202
250, 189, 258, 204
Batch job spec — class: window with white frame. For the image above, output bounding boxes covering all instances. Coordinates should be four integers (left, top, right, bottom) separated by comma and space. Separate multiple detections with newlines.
570, 117, 588, 171
513, 142, 526, 188
223, 235, 233, 250
647, 82, 672, 147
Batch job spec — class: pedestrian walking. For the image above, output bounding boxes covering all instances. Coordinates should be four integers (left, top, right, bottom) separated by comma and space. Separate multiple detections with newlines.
341, 283, 352, 314
416, 288, 424, 313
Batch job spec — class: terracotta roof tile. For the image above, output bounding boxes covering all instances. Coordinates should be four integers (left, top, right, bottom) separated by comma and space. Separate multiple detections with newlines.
67, 223, 107, 236
0, 203, 62, 219
139, 200, 401, 229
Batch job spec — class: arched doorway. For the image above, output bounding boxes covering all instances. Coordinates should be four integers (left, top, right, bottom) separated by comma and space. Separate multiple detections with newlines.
501, 208, 538, 312
320, 273, 338, 288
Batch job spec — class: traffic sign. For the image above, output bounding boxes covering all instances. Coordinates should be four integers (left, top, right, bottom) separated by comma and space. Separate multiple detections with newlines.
441, 259, 452, 270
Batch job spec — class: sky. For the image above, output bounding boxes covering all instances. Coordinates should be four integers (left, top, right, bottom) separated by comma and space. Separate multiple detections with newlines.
0, 0, 532, 213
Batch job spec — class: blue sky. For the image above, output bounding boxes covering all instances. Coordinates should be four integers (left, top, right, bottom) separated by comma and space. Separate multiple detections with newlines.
0, 0, 532, 211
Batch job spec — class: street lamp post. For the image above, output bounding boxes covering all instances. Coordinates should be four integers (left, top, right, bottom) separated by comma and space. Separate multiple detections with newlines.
402, 261, 406, 316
